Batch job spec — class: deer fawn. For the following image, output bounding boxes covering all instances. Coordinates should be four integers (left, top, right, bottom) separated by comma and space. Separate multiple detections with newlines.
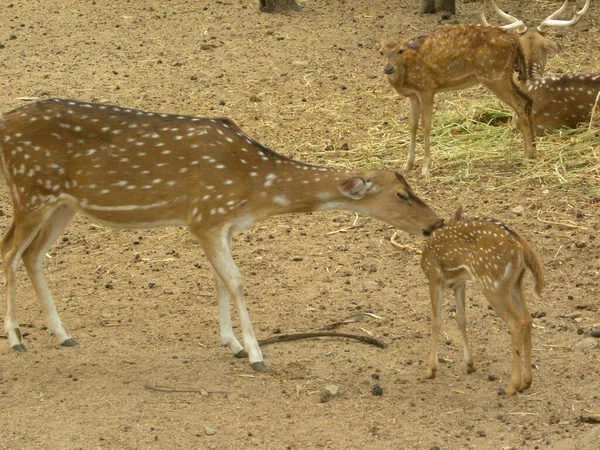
481, 0, 599, 135
0, 98, 442, 372
420, 207, 544, 396
376, 24, 535, 176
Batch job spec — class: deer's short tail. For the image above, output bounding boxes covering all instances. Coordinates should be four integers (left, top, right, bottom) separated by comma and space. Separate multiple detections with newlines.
523, 241, 545, 297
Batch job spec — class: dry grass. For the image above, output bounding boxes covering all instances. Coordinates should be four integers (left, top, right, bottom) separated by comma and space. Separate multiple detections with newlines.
293, 95, 600, 194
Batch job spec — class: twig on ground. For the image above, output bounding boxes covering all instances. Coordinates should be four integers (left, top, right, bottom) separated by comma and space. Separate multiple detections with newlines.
145, 383, 227, 394
390, 232, 423, 254
258, 332, 387, 349
536, 211, 588, 229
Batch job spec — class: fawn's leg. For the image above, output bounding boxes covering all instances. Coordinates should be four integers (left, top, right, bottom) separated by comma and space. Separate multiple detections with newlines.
486, 288, 526, 396
425, 280, 444, 378
454, 282, 475, 374
511, 277, 533, 391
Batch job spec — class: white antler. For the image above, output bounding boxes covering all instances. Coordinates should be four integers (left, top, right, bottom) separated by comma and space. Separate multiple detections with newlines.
538, 0, 591, 31
480, 0, 527, 33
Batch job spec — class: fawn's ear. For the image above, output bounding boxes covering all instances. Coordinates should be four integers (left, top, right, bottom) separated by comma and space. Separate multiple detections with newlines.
337, 177, 373, 200
452, 206, 464, 222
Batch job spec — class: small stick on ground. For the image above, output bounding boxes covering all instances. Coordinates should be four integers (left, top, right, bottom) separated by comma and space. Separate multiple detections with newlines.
145, 383, 227, 394
390, 232, 422, 254
321, 313, 366, 330
258, 332, 387, 349
581, 411, 600, 424
536, 211, 588, 229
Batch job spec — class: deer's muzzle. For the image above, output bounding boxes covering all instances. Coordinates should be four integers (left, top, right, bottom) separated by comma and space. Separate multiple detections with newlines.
383, 64, 394, 75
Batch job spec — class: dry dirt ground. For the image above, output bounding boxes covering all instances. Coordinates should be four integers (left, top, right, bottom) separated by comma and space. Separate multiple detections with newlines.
1, 1, 599, 449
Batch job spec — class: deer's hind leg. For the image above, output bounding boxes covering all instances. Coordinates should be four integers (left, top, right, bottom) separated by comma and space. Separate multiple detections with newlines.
21, 204, 77, 347
2, 210, 52, 351
511, 272, 533, 391
454, 282, 475, 374
425, 278, 444, 379
485, 77, 536, 159
485, 286, 528, 396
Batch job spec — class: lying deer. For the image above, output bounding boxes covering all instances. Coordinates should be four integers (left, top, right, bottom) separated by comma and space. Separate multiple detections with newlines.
0, 98, 442, 372
481, 0, 599, 135
376, 24, 535, 176
420, 207, 544, 396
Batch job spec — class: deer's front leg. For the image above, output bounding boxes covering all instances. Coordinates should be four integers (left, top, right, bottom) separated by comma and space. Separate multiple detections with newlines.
210, 267, 246, 358
405, 95, 421, 172
425, 281, 444, 379
419, 93, 434, 176
196, 228, 265, 372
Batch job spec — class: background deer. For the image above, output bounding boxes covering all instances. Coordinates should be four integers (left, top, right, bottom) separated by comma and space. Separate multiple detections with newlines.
481, 0, 599, 135
376, 24, 535, 176
420, 207, 544, 396
0, 98, 442, 372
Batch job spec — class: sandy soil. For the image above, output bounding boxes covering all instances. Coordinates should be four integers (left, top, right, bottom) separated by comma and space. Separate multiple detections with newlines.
0, 1, 599, 449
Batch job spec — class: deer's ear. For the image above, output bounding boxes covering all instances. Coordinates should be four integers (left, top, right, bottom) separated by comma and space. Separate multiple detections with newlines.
452, 206, 464, 222
405, 34, 428, 51
337, 177, 373, 200
543, 40, 561, 57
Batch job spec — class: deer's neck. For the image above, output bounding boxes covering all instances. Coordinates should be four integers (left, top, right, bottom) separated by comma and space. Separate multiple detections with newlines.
245, 161, 357, 217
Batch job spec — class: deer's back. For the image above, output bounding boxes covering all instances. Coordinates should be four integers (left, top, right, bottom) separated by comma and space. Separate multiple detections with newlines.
526, 74, 600, 130
0, 99, 290, 227
422, 218, 524, 286
405, 25, 521, 87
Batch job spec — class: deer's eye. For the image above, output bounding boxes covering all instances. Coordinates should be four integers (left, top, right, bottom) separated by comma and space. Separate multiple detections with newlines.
379, 51, 383, 56
397, 49, 404, 55
397, 192, 409, 201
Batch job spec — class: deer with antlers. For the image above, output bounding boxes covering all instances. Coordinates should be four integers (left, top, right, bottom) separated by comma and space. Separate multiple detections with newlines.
481, 0, 599, 135
0, 98, 443, 372
420, 207, 544, 396
376, 24, 536, 176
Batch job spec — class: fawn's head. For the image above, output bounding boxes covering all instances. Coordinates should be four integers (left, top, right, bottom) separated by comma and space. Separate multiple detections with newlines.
337, 171, 442, 236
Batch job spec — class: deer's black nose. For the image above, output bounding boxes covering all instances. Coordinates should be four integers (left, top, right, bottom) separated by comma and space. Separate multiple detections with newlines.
383, 65, 394, 75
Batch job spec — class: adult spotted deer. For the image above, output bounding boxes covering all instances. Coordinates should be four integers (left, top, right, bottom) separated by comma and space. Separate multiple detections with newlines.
481, 0, 599, 135
0, 99, 442, 372
420, 207, 544, 396
376, 24, 535, 176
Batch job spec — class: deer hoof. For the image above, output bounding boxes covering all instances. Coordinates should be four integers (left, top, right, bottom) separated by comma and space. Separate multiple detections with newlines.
234, 349, 248, 359
466, 364, 476, 374
424, 369, 436, 379
505, 385, 518, 396
60, 338, 79, 347
250, 361, 267, 373
12, 343, 27, 352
